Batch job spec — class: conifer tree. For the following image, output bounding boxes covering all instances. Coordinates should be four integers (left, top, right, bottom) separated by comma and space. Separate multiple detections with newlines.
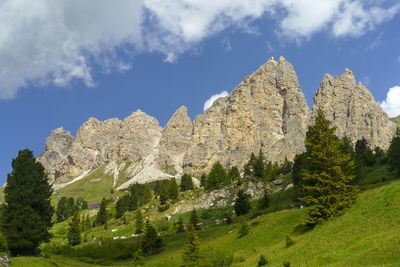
135, 209, 144, 234
85, 214, 91, 232
67, 212, 81, 246
177, 216, 185, 233
189, 209, 201, 230
200, 173, 207, 187
205, 162, 227, 190
180, 174, 194, 192
141, 220, 162, 254
2, 149, 54, 255
254, 149, 265, 178
115, 195, 129, 218
95, 198, 107, 226
167, 178, 179, 200
56, 197, 68, 222
182, 226, 201, 266
227, 166, 240, 182
234, 189, 251, 216
388, 127, 400, 176
258, 189, 270, 209
299, 109, 358, 226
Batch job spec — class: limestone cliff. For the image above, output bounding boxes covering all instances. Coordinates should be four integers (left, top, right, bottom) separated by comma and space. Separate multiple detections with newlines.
38, 57, 397, 188
311, 69, 397, 149
183, 56, 310, 175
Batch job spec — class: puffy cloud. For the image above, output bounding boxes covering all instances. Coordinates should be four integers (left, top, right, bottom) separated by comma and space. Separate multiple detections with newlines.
0, 0, 399, 99
380, 86, 400, 117
203, 90, 229, 111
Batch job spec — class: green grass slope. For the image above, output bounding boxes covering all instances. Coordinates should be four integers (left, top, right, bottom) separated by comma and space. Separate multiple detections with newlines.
146, 180, 400, 266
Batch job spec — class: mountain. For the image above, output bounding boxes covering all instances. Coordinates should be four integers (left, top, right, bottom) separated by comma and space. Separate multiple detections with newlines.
391, 115, 400, 126
311, 69, 397, 149
37, 57, 396, 188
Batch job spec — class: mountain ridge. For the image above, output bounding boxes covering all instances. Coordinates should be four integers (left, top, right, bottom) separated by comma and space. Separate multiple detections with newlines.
37, 57, 397, 188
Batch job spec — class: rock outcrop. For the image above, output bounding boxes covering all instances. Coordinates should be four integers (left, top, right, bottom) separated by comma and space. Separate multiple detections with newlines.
156, 106, 193, 175
311, 69, 397, 149
183, 56, 310, 175
38, 57, 397, 188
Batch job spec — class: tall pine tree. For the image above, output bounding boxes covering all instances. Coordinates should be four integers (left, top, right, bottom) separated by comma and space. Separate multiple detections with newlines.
95, 198, 107, 226
67, 212, 81, 246
182, 226, 201, 266
2, 149, 54, 255
299, 109, 358, 226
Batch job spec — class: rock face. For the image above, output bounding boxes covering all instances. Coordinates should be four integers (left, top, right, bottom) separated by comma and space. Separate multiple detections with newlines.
38, 57, 396, 188
156, 106, 193, 175
37, 110, 163, 184
183, 56, 310, 175
311, 69, 397, 149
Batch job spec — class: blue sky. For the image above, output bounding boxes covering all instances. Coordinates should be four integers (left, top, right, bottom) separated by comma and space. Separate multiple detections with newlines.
1, 0, 400, 185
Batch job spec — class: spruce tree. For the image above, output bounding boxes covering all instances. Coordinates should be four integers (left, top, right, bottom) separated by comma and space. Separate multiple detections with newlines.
115, 195, 128, 218
182, 226, 201, 266
205, 162, 227, 190
141, 220, 162, 254
2, 149, 54, 255
177, 216, 185, 233
227, 166, 240, 182
135, 209, 144, 234
258, 189, 270, 209
254, 150, 265, 178
85, 214, 91, 232
56, 197, 68, 222
95, 198, 107, 226
299, 109, 358, 226
189, 209, 201, 230
234, 189, 251, 216
200, 173, 206, 187
167, 178, 179, 200
388, 127, 400, 176
180, 174, 194, 192
67, 212, 81, 246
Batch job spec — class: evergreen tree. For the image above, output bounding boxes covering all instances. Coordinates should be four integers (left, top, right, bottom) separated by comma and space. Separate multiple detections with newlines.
132, 248, 144, 266
2, 149, 54, 255
234, 189, 251, 216
115, 195, 129, 218
227, 166, 240, 182
254, 149, 265, 178
176, 216, 185, 233
159, 185, 168, 205
279, 157, 293, 175
95, 198, 107, 226
388, 127, 400, 176
258, 190, 270, 209
167, 178, 179, 200
205, 162, 227, 190
180, 174, 194, 192
355, 138, 375, 166
189, 209, 201, 230
141, 220, 162, 254
135, 209, 144, 234
299, 109, 358, 226
237, 218, 249, 238
56, 197, 68, 222
200, 173, 207, 187
85, 214, 91, 232
67, 212, 81, 246
81, 200, 88, 210
182, 226, 201, 266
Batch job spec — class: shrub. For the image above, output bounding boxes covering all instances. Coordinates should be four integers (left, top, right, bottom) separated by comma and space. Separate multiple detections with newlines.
258, 254, 268, 266
286, 234, 296, 247
283, 262, 291, 267
238, 218, 249, 238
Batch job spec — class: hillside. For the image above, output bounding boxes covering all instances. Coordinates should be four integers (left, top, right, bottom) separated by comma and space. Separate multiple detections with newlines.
6, 176, 394, 266
391, 115, 400, 126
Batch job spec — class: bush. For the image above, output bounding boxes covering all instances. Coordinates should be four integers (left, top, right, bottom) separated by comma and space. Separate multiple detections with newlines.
286, 234, 296, 247
238, 218, 249, 238
258, 254, 268, 266
283, 262, 291, 267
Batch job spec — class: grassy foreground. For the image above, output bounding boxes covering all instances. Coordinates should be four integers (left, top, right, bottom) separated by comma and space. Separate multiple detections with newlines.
9, 178, 400, 266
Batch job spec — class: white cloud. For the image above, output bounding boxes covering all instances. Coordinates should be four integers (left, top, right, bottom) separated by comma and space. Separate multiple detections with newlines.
381, 86, 400, 117
0, 0, 399, 99
203, 90, 229, 111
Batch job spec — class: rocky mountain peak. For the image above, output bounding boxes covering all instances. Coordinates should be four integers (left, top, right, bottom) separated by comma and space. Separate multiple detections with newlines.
183, 57, 310, 175
312, 68, 396, 149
